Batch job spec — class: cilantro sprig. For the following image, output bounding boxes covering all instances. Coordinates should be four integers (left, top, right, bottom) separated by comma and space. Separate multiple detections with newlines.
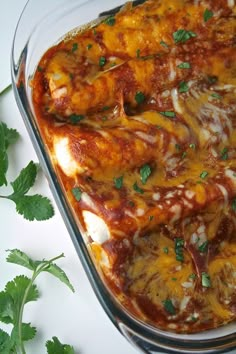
0, 160, 54, 221
0, 119, 54, 221
0, 249, 75, 354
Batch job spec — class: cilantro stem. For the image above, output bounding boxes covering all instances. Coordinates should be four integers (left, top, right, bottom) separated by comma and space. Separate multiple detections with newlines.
18, 272, 37, 354
0, 84, 12, 97
17, 253, 64, 354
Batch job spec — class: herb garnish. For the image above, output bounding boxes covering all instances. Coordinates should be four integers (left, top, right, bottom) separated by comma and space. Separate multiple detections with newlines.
175, 238, 184, 262
114, 176, 123, 189
177, 62, 191, 69
232, 198, 236, 212
221, 147, 228, 161
211, 93, 221, 99
173, 29, 197, 43
189, 143, 196, 150
135, 91, 145, 104
133, 182, 144, 194
163, 247, 169, 254
160, 40, 169, 48
0, 249, 74, 354
87, 43, 93, 50
179, 81, 189, 93
198, 241, 208, 253
163, 299, 176, 315
71, 43, 78, 52
140, 164, 152, 184
203, 9, 213, 22
201, 272, 211, 288
159, 111, 176, 118
72, 187, 82, 202
200, 171, 208, 179
104, 16, 116, 26
99, 56, 106, 67
136, 49, 141, 58
69, 114, 85, 124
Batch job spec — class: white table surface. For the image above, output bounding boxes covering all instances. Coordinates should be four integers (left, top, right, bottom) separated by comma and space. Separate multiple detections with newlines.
0, 1, 140, 354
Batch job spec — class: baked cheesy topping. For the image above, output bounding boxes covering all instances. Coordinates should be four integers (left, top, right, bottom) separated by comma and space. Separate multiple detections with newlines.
31, 0, 236, 333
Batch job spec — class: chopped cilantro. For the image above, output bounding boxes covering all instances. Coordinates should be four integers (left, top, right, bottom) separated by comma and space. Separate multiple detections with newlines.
160, 40, 169, 48
163, 247, 169, 254
198, 241, 208, 253
189, 143, 196, 149
140, 164, 152, 184
175, 144, 181, 151
200, 171, 208, 179
207, 76, 218, 84
136, 49, 141, 58
87, 43, 93, 50
71, 43, 78, 52
163, 299, 176, 315
133, 182, 144, 194
182, 151, 187, 159
128, 200, 135, 207
159, 111, 176, 118
69, 114, 85, 124
99, 56, 106, 67
177, 62, 191, 69
72, 187, 82, 201
173, 29, 197, 44
114, 176, 123, 189
211, 92, 221, 99
201, 272, 211, 288
232, 198, 236, 212
179, 81, 189, 93
203, 9, 213, 22
135, 91, 145, 104
221, 147, 228, 161
37, 66, 43, 72
175, 238, 184, 262
172, 277, 177, 281
189, 273, 197, 280
149, 215, 154, 221
104, 16, 116, 26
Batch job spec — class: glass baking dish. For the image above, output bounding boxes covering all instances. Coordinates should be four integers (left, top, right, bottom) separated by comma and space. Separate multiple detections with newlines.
11, 0, 236, 353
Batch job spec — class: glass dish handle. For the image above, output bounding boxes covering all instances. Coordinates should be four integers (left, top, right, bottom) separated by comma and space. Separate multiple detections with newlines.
119, 322, 170, 354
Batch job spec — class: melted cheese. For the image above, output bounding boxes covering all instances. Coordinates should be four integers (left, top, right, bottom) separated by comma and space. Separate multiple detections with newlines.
32, 0, 236, 335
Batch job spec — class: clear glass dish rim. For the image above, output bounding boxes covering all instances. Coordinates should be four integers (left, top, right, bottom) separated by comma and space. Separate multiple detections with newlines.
10, 0, 236, 353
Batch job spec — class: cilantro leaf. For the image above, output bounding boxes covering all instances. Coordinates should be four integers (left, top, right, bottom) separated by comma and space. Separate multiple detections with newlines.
163, 299, 176, 315
135, 91, 145, 104
0, 329, 12, 354
201, 272, 211, 288
46, 336, 75, 354
173, 29, 197, 43
5, 275, 39, 306
0, 291, 14, 324
140, 164, 152, 184
203, 9, 213, 22
11, 323, 37, 345
0, 150, 8, 186
13, 195, 54, 221
179, 81, 189, 93
114, 176, 123, 189
133, 182, 144, 194
1, 122, 20, 149
0, 124, 8, 186
10, 161, 37, 196
177, 62, 191, 69
72, 187, 82, 202
45, 263, 75, 293
6, 249, 35, 271
159, 111, 176, 118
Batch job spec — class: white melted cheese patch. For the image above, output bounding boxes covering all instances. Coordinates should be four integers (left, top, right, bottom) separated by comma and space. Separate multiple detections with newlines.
82, 210, 110, 244
53, 137, 84, 176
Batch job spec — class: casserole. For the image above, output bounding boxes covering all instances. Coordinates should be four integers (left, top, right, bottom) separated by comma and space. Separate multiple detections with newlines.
12, 0, 236, 352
